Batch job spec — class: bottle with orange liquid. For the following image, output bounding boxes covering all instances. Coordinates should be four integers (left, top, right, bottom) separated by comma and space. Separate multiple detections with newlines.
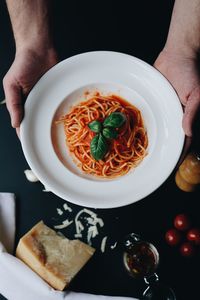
175, 152, 200, 192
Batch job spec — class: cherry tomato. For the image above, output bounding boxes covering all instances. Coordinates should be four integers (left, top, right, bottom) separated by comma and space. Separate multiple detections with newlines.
174, 214, 190, 231
165, 229, 181, 246
187, 228, 200, 245
180, 242, 195, 257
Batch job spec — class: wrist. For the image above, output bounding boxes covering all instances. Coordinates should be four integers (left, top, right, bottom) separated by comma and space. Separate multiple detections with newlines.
15, 35, 55, 54
15, 36, 56, 57
15, 44, 58, 65
163, 41, 199, 60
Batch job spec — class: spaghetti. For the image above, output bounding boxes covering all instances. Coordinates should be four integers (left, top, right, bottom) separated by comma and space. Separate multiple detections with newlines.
57, 94, 148, 179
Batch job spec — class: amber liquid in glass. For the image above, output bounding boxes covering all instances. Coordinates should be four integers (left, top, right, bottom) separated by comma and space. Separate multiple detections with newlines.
124, 241, 159, 278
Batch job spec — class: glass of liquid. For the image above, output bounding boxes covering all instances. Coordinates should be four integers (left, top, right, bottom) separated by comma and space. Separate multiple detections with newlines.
123, 233, 176, 300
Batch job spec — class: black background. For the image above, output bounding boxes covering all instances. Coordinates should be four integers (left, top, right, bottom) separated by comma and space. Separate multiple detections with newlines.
0, 1, 200, 299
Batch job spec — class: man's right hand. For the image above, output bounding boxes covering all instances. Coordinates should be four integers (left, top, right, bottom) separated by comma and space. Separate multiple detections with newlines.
3, 47, 58, 131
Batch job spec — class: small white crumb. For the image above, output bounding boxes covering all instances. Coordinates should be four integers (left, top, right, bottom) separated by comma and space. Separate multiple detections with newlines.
86, 217, 95, 225
54, 219, 73, 229
63, 203, 72, 212
88, 225, 98, 238
0, 99, 6, 105
42, 185, 51, 192
83, 208, 96, 217
74, 233, 82, 238
97, 218, 104, 227
57, 208, 63, 216
57, 231, 65, 237
78, 221, 84, 231
75, 220, 84, 236
54, 206, 105, 247
101, 236, 108, 253
111, 242, 117, 249
87, 230, 93, 245
24, 169, 39, 182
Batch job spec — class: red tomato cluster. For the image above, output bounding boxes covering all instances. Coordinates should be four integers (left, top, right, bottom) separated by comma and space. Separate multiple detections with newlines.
165, 214, 200, 257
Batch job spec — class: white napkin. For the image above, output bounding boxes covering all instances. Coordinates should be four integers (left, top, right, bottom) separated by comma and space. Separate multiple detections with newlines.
0, 193, 137, 300
0, 193, 15, 254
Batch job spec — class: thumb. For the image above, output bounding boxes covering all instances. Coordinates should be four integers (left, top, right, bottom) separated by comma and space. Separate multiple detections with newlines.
3, 78, 23, 128
16, 127, 21, 139
182, 87, 200, 137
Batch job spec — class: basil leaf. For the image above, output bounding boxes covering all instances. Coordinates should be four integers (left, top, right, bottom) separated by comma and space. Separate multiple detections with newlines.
88, 120, 102, 133
103, 127, 118, 139
103, 112, 126, 128
90, 133, 108, 160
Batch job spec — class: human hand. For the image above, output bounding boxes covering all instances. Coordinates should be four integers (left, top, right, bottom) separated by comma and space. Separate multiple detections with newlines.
3, 47, 58, 134
154, 49, 200, 138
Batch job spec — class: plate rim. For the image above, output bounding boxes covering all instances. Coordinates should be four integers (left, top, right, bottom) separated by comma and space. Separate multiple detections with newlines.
20, 51, 185, 208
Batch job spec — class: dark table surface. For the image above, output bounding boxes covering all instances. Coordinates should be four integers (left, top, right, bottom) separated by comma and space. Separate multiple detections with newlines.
0, 1, 199, 300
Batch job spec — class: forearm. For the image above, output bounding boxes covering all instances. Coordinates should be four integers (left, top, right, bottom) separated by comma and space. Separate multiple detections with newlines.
6, 0, 54, 52
165, 0, 200, 58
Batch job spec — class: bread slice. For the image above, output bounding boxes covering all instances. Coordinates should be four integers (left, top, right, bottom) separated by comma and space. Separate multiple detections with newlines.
16, 221, 95, 290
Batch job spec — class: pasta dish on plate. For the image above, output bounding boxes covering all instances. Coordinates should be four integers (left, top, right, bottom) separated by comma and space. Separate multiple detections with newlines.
56, 94, 148, 179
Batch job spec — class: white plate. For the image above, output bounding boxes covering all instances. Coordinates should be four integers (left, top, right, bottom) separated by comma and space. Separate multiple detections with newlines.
21, 51, 184, 209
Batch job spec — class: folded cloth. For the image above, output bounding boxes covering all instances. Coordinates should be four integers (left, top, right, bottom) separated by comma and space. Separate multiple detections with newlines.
0, 193, 15, 254
0, 193, 137, 300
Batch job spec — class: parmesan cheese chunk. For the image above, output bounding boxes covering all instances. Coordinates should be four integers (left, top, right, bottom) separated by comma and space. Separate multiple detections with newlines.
16, 221, 95, 291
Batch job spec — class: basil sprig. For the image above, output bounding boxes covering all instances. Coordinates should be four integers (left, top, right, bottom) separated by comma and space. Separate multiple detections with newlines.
88, 112, 126, 160
88, 120, 102, 133
102, 127, 118, 139
90, 133, 108, 161
103, 112, 126, 128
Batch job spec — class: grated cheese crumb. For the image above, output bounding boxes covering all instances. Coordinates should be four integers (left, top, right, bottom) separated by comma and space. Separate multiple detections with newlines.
57, 231, 65, 238
111, 242, 117, 249
24, 169, 39, 182
74, 233, 82, 238
74, 208, 104, 246
101, 236, 108, 253
63, 203, 72, 212
42, 185, 51, 192
53, 206, 106, 251
57, 208, 63, 216
54, 219, 73, 229
0, 99, 6, 105
97, 218, 104, 227
87, 230, 93, 245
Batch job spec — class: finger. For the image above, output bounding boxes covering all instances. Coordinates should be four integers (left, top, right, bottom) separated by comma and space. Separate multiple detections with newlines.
177, 136, 192, 167
182, 87, 200, 137
16, 127, 21, 140
3, 79, 23, 128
